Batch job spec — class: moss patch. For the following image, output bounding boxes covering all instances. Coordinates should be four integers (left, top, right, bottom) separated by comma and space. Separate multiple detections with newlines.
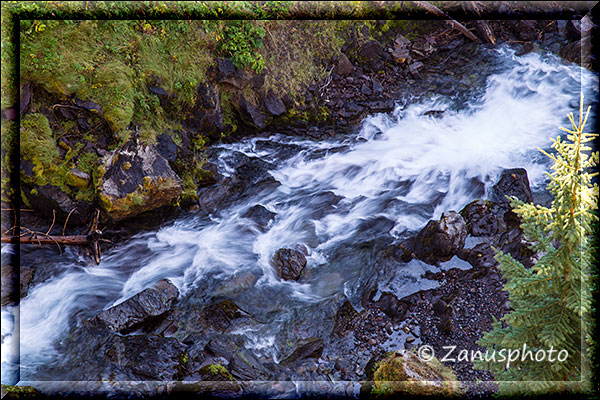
198, 364, 234, 381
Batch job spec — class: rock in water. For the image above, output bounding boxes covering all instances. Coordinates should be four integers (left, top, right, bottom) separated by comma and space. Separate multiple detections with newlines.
93, 279, 179, 333
281, 337, 324, 365
271, 248, 307, 281
413, 211, 467, 265
490, 168, 533, 206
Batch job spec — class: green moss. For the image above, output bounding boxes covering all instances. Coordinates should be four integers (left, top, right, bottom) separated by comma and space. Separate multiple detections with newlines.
20, 113, 59, 172
198, 364, 234, 381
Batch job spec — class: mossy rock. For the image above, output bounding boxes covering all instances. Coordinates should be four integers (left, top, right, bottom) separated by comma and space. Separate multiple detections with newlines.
65, 167, 91, 188
97, 140, 182, 221
368, 350, 462, 397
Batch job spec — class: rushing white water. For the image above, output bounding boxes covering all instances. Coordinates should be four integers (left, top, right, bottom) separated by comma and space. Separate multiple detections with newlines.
2, 46, 598, 384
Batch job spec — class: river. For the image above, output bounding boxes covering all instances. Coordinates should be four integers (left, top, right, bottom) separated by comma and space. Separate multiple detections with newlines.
2, 45, 598, 392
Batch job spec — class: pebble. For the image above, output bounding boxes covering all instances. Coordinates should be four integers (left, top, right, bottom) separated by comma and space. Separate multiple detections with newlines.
406, 335, 415, 343
368, 338, 377, 346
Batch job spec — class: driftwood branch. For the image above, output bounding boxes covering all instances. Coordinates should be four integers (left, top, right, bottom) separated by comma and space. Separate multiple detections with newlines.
412, 1, 479, 42
0, 208, 109, 264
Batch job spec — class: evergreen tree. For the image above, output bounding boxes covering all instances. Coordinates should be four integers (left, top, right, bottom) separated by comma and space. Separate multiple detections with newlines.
475, 94, 598, 394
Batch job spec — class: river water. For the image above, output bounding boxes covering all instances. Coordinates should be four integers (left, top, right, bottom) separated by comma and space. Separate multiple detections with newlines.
2, 46, 598, 387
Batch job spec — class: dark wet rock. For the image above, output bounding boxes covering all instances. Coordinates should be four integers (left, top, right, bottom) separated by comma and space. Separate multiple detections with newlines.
214, 271, 259, 296
205, 336, 270, 380
183, 83, 223, 141
236, 95, 267, 130
196, 154, 279, 213
281, 337, 324, 365
497, 228, 536, 268
93, 279, 179, 334
460, 199, 506, 237
271, 248, 307, 281
374, 292, 408, 323
438, 316, 454, 336
413, 211, 467, 265
98, 138, 183, 221
490, 168, 533, 206
423, 109, 445, 118
216, 58, 249, 89
432, 298, 449, 318
20, 83, 32, 115
360, 82, 372, 96
371, 78, 383, 96
341, 101, 365, 120
199, 300, 251, 331
362, 98, 395, 113
332, 299, 360, 338
73, 97, 102, 115
156, 133, 178, 163
458, 242, 498, 269
241, 204, 276, 229
1, 266, 34, 306
335, 53, 355, 76
262, 89, 286, 116
24, 183, 93, 226
359, 40, 385, 71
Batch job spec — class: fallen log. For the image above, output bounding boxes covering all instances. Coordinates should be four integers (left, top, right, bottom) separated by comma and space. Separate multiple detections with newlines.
463, 1, 496, 44
0, 208, 108, 264
412, 0, 479, 42
1, 235, 92, 245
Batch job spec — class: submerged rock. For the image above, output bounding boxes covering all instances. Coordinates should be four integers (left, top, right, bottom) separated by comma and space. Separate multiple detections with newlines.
413, 211, 467, 265
280, 337, 324, 365
93, 279, 179, 334
271, 248, 307, 281
97, 138, 182, 221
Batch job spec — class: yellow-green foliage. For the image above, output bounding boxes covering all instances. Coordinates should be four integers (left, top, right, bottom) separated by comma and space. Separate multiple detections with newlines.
20, 113, 58, 174
371, 351, 461, 397
1, 384, 42, 399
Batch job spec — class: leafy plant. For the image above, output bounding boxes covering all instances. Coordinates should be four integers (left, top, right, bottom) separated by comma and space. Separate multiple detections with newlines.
212, 20, 266, 72
475, 94, 598, 394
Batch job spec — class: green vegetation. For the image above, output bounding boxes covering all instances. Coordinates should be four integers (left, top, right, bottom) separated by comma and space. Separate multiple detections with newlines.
1, 384, 42, 399
476, 95, 598, 394
198, 363, 235, 381
370, 350, 461, 397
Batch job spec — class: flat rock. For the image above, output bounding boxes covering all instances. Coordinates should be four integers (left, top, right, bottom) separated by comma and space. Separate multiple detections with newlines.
93, 279, 179, 334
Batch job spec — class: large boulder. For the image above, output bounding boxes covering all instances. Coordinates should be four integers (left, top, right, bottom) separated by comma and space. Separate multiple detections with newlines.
97, 138, 182, 221
93, 279, 179, 334
271, 248, 307, 281
413, 211, 467, 265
